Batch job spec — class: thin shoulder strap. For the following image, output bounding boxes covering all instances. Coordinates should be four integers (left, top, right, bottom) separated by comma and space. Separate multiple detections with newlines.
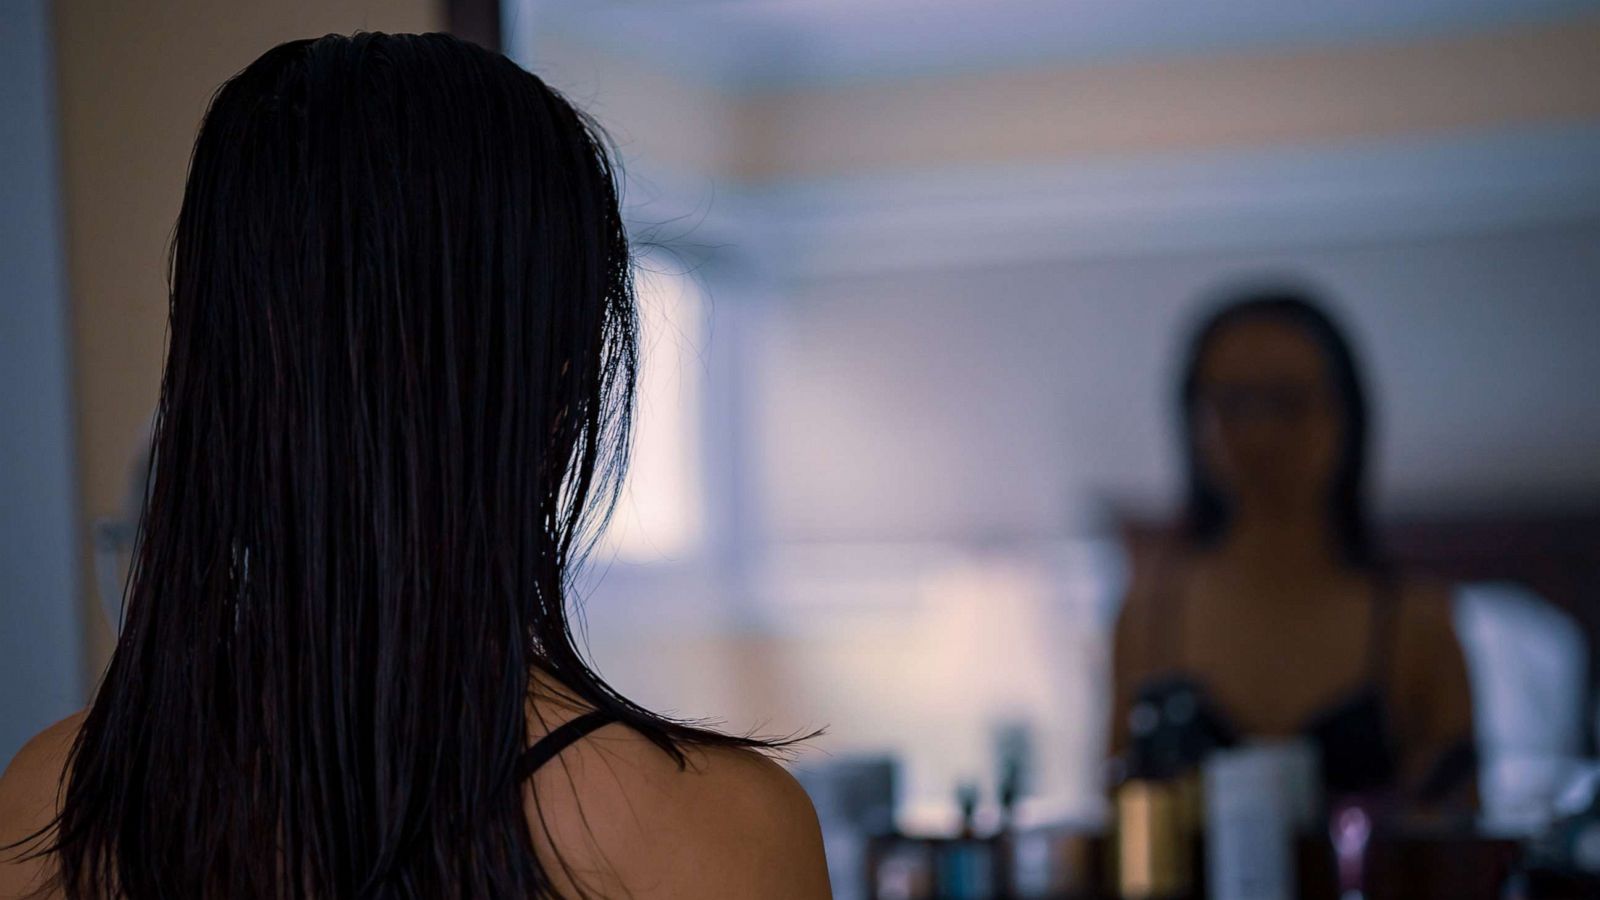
1148, 545, 1190, 671
516, 711, 616, 781
1366, 569, 1402, 689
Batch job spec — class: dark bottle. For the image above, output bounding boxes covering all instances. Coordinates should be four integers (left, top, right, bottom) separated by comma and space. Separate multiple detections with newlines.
1114, 677, 1237, 900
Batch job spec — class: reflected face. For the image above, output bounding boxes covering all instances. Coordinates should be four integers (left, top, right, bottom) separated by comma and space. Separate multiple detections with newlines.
1192, 319, 1341, 515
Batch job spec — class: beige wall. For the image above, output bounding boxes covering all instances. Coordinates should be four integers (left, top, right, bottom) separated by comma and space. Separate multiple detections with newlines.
536, 16, 1600, 182
53, 0, 443, 684
532, 35, 741, 180
736, 15, 1600, 178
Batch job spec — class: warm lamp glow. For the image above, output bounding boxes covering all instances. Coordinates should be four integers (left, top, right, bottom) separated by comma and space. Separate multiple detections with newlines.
602, 265, 706, 563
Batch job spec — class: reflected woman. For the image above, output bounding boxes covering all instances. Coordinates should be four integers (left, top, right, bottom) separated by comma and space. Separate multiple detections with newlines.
0, 33, 829, 899
1112, 286, 1475, 809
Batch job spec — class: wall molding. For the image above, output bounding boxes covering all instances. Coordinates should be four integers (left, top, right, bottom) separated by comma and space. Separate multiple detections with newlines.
625, 124, 1600, 279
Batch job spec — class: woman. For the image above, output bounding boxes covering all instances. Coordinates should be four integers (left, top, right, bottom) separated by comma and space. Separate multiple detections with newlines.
0, 33, 829, 899
1112, 287, 1475, 807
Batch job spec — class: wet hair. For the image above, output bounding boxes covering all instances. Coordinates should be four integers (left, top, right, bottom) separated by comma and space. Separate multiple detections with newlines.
1177, 285, 1376, 566
13, 32, 783, 899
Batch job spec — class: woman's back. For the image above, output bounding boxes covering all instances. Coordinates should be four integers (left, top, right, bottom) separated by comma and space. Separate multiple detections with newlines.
0, 32, 828, 899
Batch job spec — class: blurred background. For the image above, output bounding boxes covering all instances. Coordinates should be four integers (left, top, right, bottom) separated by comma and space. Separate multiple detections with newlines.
3, 0, 1600, 894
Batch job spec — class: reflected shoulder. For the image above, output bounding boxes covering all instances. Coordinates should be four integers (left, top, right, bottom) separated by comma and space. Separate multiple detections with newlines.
1395, 575, 1457, 630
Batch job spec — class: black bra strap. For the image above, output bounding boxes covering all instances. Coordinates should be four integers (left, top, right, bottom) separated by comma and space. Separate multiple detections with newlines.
1366, 570, 1402, 689
517, 711, 615, 781
1152, 549, 1190, 671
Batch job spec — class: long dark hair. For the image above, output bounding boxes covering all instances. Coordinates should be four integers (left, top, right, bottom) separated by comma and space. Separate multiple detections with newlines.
1178, 286, 1376, 566
21, 32, 778, 899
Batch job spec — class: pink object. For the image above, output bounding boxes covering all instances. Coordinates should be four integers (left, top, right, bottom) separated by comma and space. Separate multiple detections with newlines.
1330, 802, 1373, 900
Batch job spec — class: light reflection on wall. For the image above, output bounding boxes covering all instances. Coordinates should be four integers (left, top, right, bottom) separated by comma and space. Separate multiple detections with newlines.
601, 264, 706, 564
754, 541, 1125, 827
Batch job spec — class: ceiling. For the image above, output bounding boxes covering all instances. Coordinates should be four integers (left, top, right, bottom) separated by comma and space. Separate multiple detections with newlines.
511, 0, 1600, 90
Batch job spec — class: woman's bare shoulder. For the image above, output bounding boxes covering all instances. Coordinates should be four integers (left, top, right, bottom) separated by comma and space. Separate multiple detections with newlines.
522, 702, 829, 899
1, 711, 82, 834
1393, 574, 1457, 632
0, 711, 84, 899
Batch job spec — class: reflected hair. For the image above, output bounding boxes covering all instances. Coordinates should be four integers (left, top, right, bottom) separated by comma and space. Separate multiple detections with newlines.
1177, 284, 1376, 566
17, 32, 780, 899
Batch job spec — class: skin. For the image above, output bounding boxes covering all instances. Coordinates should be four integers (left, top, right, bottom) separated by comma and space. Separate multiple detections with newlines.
0, 673, 832, 899
1112, 319, 1474, 801
0, 713, 81, 900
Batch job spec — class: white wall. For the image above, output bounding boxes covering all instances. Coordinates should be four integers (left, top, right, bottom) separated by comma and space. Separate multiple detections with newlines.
0, 0, 85, 765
